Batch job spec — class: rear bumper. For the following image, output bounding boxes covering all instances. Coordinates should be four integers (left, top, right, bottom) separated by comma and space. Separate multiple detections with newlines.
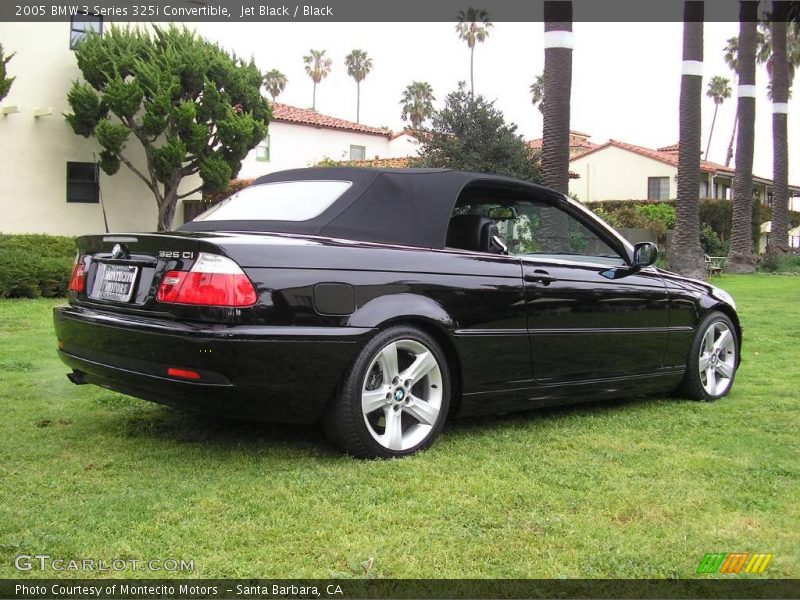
53, 305, 372, 423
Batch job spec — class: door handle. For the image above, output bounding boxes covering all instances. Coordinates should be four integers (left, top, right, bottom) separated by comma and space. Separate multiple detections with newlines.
524, 270, 556, 285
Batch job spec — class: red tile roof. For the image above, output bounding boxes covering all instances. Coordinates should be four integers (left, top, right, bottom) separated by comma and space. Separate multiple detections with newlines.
271, 103, 392, 137
331, 157, 412, 169
574, 139, 736, 175
528, 131, 599, 154
389, 128, 421, 141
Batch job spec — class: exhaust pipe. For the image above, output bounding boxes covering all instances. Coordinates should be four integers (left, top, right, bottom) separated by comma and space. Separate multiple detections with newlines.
67, 370, 87, 385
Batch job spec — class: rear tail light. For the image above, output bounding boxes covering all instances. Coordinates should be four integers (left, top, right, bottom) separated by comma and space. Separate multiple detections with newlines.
68, 254, 85, 293
156, 253, 257, 307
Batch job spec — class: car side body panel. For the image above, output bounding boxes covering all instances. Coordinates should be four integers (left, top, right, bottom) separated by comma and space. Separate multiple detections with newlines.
53, 169, 741, 431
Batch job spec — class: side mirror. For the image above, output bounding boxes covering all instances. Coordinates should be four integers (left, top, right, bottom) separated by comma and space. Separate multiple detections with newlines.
632, 242, 658, 268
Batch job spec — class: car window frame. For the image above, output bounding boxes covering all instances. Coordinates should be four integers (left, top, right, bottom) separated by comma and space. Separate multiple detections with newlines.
446, 184, 634, 267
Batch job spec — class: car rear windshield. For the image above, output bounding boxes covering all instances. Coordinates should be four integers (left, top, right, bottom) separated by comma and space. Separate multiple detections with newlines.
193, 180, 353, 222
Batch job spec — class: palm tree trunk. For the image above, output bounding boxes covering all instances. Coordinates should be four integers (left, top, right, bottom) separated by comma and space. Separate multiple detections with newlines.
705, 103, 719, 159
670, 1, 705, 279
356, 81, 361, 123
726, 1, 758, 273
470, 46, 475, 95
768, 1, 790, 255
312, 82, 317, 110
542, 1, 573, 195
724, 112, 737, 167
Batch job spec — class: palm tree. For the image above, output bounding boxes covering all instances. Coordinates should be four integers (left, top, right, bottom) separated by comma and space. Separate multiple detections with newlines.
768, 1, 790, 255
263, 69, 288, 101
704, 76, 731, 160
722, 36, 740, 167
722, 28, 770, 166
756, 21, 800, 98
400, 82, 435, 128
671, 1, 705, 279
303, 49, 332, 110
455, 7, 493, 95
541, 1, 573, 195
344, 49, 373, 123
530, 74, 544, 113
726, 1, 759, 273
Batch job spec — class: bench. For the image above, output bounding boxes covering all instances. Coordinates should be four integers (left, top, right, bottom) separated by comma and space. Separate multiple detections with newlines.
704, 254, 726, 277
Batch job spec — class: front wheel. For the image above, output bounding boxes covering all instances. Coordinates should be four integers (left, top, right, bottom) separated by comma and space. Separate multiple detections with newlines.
680, 311, 739, 401
323, 326, 451, 458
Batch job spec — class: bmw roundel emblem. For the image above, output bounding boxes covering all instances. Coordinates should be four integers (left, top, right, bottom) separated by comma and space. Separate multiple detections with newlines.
394, 388, 405, 402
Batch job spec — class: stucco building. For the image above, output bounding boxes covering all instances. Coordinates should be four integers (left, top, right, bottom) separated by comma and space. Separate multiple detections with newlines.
0, 20, 418, 236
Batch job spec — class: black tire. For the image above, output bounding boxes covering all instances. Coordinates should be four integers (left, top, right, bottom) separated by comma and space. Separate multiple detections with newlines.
323, 325, 451, 458
680, 310, 739, 401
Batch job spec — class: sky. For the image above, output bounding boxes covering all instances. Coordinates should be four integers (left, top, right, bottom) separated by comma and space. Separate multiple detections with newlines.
193, 21, 799, 183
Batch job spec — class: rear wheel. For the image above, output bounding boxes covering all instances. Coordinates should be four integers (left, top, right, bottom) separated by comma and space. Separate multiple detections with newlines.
680, 311, 738, 401
324, 326, 451, 458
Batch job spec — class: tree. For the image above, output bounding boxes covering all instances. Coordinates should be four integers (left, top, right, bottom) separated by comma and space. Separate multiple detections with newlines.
726, 1, 759, 273
0, 44, 14, 102
455, 7, 493, 95
722, 36, 740, 167
400, 81, 435, 128
768, 1, 790, 255
704, 76, 731, 159
542, 1, 573, 195
303, 49, 332, 110
65, 25, 270, 232
344, 49, 373, 123
530, 74, 544, 113
412, 83, 542, 183
671, 2, 705, 279
263, 69, 288, 101
756, 20, 800, 90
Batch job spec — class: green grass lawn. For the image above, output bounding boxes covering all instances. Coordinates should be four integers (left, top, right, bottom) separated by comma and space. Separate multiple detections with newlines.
0, 275, 798, 579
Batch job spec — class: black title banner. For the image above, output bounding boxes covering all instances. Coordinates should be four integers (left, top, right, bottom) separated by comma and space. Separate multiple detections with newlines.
0, 0, 784, 23
3, 579, 800, 600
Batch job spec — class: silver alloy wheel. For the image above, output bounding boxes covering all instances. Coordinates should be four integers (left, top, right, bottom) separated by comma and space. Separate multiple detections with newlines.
698, 321, 736, 397
361, 338, 444, 452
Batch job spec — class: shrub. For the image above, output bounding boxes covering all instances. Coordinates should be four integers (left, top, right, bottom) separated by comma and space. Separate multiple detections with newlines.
636, 203, 676, 229
586, 199, 777, 252
759, 253, 800, 273
700, 224, 729, 256
0, 234, 76, 298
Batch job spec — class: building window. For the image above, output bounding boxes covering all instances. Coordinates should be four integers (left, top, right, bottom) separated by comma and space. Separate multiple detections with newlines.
70, 15, 102, 50
349, 145, 366, 161
256, 136, 270, 162
66, 162, 99, 203
647, 177, 670, 200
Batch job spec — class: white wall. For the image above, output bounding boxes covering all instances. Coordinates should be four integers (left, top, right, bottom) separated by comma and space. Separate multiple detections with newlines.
569, 146, 677, 202
386, 133, 421, 158
0, 22, 201, 235
238, 124, 420, 179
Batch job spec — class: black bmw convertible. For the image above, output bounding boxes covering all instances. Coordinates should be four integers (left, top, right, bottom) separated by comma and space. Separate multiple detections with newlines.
54, 168, 741, 458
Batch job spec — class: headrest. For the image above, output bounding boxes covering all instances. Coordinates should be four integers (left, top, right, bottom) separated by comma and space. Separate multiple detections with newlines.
446, 214, 502, 253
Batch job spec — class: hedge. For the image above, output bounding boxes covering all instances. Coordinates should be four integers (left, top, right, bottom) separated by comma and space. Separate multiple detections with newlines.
584, 198, 799, 250
0, 234, 76, 298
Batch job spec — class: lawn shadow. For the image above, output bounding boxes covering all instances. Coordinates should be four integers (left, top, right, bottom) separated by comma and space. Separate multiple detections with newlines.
106, 390, 677, 455
445, 392, 675, 436
107, 403, 338, 457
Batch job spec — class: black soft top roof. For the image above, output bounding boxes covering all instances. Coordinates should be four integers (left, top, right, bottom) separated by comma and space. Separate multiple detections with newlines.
179, 167, 563, 248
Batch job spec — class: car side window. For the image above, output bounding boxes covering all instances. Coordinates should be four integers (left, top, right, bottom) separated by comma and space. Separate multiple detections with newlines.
452, 196, 625, 266
510, 201, 625, 265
